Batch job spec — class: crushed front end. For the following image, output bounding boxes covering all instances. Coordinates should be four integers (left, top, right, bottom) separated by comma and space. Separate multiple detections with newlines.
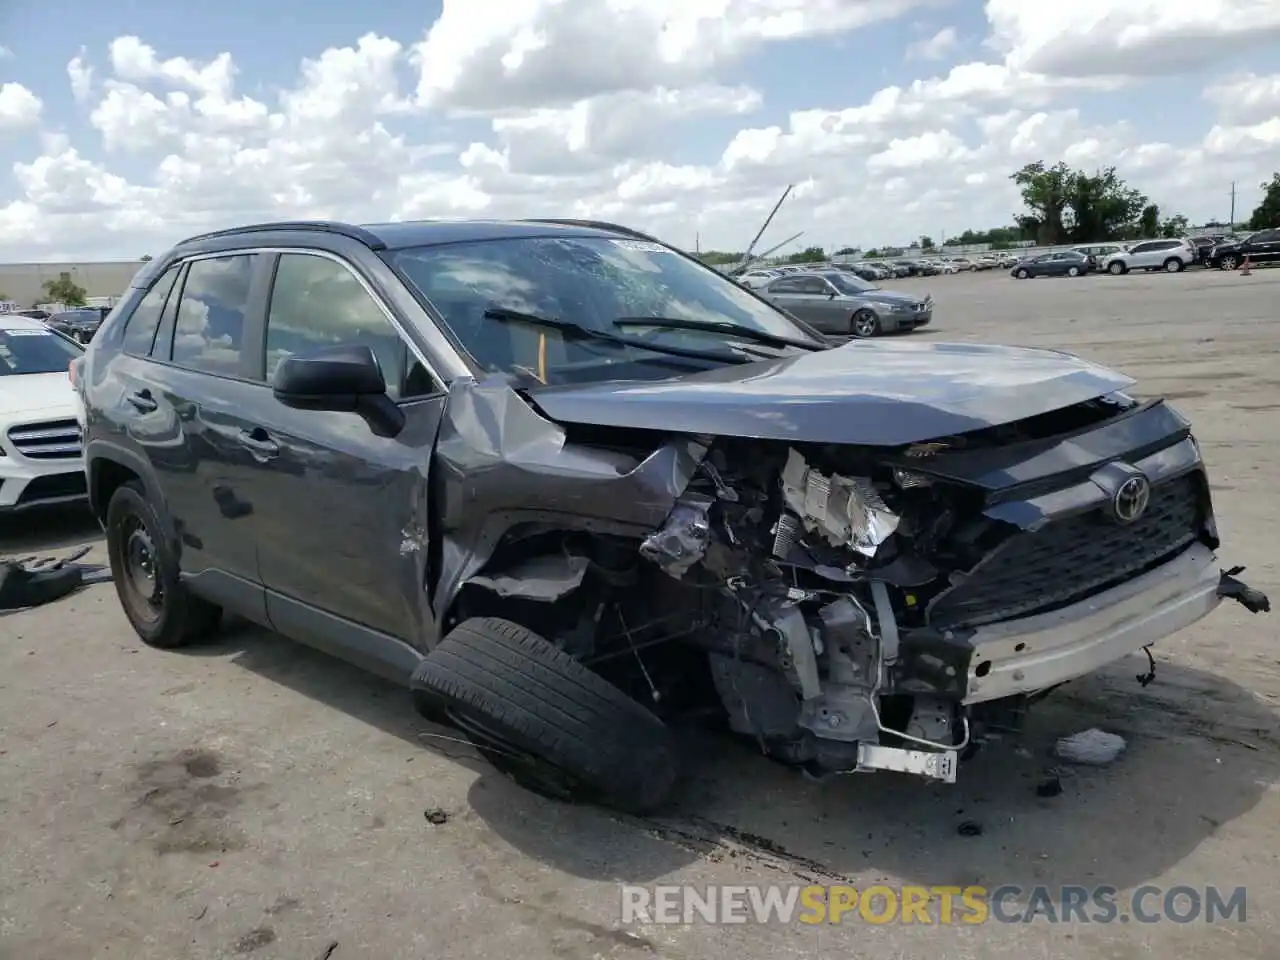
639, 393, 1270, 782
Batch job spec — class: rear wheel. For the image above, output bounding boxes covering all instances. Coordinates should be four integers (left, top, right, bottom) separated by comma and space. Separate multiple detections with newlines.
1219, 254, 1239, 271
411, 617, 679, 814
106, 482, 221, 648
851, 309, 880, 338
1067, 265, 1080, 277
1108, 261, 1127, 275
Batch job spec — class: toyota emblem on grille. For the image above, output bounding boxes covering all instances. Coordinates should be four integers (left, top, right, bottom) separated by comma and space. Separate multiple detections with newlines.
1113, 475, 1151, 524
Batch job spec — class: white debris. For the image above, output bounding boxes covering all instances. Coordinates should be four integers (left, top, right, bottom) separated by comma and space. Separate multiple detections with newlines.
1054, 728, 1127, 765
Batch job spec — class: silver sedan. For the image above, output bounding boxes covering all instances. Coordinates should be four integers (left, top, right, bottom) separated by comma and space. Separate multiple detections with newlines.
760, 270, 933, 337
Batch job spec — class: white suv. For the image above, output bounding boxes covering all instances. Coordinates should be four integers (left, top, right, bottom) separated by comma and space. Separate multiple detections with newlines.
0, 314, 87, 512
1101, 238, 1197, 275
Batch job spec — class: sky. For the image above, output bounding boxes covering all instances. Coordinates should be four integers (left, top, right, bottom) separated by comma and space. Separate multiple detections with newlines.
0, 0, 1278, 262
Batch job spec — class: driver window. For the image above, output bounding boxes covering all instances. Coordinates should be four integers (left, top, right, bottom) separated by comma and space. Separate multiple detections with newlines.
796, 277, 828, 294
264, 254, 438, 399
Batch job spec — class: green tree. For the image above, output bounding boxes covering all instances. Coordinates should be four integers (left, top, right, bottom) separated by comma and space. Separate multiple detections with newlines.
834, 246, 858, 255
1012, 161, 1151, 243
787, 245, 826, 263
1136, 203, 1160, 238
42, 276, 88, 306
1247, 173, 1280, 230
1160, 213, 1190, 238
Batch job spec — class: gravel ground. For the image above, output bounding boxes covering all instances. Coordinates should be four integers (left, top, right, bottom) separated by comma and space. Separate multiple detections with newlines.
2, 266, 1278, 960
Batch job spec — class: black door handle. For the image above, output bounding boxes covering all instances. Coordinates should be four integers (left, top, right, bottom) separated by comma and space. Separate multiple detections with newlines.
237, 429, 279, 460
126, 389, 157, 413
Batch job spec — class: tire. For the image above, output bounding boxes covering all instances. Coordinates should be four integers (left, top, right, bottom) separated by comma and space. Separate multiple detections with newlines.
1219, 255, 1238, 271
411, 617, 679, 814
106, 481, 222, 648
1163, 257, 1183, 273
1015, 268, 1029, 279
1067, 266, 1080, 277
1108, 261, 1127, 275
850, 309, 880, 338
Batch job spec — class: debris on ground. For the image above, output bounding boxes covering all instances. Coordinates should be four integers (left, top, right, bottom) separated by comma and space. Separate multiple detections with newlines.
0, 546, 110, 612
314, 941, 339, 960
956, 820, 983, 837
1054, 729, 1127, 766
423, 808, 450, 825
1035, 772, 1063, 798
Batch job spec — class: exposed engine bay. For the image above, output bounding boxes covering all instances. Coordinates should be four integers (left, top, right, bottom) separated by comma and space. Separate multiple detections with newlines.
438, 386, 1270, 784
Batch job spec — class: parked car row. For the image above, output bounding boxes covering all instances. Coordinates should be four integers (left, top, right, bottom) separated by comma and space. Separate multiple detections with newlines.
735, 252, 1020, 289
0, 305, 110, 342
1010, 230, 1279, 279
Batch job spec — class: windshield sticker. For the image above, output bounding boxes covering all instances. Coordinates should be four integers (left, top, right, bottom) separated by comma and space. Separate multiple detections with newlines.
0, 328, 53, 336
609, 239, 673, 254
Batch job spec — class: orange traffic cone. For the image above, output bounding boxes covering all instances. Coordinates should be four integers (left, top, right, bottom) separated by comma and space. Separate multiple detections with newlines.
1240, 255, 1252, 275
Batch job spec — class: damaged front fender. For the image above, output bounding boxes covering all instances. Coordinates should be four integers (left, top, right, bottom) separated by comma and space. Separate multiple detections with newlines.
429, 377, 707, 633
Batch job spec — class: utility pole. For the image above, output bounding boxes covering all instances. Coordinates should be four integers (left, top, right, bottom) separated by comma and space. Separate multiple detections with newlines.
1230, 182, 1237, 226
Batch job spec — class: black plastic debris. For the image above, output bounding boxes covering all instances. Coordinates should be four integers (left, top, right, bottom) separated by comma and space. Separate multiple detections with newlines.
0, 546, 108, 611
956, 820, 983, 837
1036, 773, 1063, 798
1218, 566, 1270, 614
423, 808, 450, 825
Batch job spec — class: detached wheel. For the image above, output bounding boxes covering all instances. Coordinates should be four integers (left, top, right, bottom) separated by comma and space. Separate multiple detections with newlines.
106, 482, 221, 648
850, 309, 880, 338
411, 617, 678, 814
1015, 268, 1029, 279
1108, 261, 1127, 275
1164, 257, 1184, 273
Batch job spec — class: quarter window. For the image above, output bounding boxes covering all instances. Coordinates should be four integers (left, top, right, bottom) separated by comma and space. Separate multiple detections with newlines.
264, 254, 437, 399
121, 266, 179, 356
170, 255, 256, 377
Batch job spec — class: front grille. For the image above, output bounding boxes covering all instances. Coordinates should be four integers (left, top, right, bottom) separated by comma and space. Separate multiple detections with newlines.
7, 419, 82, 460
15, 471, 88, 505
927, 474, 1202, 628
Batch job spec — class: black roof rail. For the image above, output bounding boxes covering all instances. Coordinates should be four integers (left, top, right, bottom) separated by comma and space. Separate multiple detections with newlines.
177, 220, 387, 250
519, 218, 664, 244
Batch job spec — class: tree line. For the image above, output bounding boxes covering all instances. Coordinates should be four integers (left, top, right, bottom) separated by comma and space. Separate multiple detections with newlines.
694, 168, 1280, 264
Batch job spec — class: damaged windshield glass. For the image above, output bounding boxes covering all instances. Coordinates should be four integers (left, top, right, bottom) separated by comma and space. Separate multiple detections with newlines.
386, 234, 827, 383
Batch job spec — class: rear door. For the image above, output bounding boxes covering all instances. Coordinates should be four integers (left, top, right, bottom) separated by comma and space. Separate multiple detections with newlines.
241, 250, 448, 666
763, 277, 810, 319
106, 252, 273, 618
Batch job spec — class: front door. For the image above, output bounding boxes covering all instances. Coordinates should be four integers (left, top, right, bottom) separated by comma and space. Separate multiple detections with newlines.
239, 251, 448, 673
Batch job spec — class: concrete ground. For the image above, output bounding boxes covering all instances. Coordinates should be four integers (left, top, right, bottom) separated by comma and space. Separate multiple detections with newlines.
2, 266, 1278, 960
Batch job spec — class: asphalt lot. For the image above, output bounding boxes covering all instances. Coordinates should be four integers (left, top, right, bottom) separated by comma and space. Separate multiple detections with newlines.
2, 267, 1279, 960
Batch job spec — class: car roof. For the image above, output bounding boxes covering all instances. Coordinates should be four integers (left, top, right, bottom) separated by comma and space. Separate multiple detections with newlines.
0, 313, 46, 330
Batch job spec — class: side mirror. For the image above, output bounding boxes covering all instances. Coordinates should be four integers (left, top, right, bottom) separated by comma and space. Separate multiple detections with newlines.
273, 343, 405, 438
826, 291, 837, 299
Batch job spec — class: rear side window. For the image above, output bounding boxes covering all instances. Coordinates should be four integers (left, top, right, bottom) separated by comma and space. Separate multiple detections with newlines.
171, 255, 255, 377
121, 266, 179, 356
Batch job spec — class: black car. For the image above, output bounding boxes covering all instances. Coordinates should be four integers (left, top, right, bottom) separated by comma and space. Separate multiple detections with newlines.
1206, 228, 1280, 270
46, 307, 109, 342
1010, 250, 1091, 278
77, 218, 1269, 813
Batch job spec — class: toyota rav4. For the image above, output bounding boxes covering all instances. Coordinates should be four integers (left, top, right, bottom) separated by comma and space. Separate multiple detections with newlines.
76, 218, 1270, 813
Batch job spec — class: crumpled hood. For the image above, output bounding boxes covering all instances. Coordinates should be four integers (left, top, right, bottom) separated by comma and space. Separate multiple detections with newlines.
527, 339, 1135, 446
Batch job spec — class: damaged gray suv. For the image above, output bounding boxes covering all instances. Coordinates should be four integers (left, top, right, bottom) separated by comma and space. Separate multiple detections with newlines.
77, 218, 1270, 813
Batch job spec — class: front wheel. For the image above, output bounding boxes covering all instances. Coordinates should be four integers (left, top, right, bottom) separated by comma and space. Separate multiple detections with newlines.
1164, 257, 1184, 273
1015, 268, 1029, 279
850, 310, 880, 338
411, 617, 679, 814
106, 482, 222, 648
1108, 261, 1127, 275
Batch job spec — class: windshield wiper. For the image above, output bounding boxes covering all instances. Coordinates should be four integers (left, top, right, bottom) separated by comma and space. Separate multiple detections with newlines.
482, 307, 756, 365
612, 316, 826, 351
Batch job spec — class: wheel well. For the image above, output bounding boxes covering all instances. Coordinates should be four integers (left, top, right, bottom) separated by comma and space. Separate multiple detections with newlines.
90, 458, 140, 523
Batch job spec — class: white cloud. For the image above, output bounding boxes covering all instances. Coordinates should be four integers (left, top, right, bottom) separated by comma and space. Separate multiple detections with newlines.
0, 1, 1278, 263
906, 26, 958, 62
985, 0, 1280, 78
0, 82, 42, 130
